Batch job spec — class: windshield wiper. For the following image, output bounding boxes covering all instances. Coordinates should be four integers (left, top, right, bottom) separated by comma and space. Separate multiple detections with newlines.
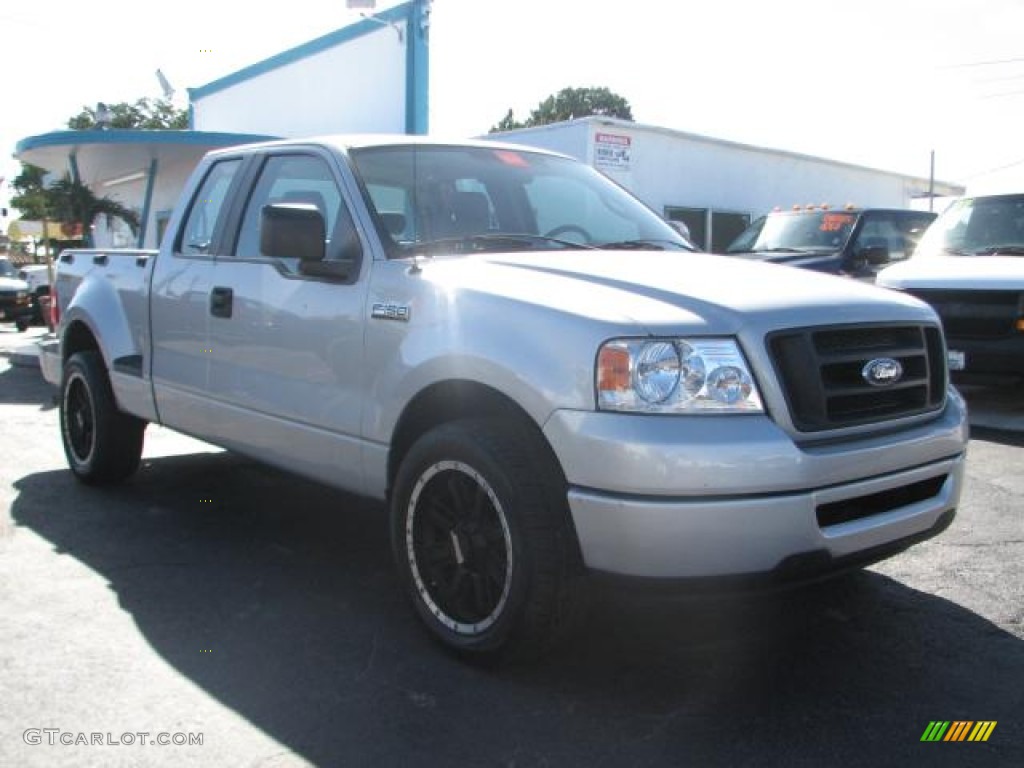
970, 245, 1024, 256
598, 239, 694, 251
751, 246, 818, 254
408, 234, 598, 255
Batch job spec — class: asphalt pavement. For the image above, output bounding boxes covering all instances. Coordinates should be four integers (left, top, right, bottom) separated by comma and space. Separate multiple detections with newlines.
0, 324, 1021, 767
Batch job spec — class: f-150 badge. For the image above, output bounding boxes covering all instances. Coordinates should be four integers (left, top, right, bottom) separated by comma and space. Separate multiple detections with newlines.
371, 302, 411, 322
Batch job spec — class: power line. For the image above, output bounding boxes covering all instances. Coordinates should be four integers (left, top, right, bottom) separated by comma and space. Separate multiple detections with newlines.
960, 156, 1024, 179
943, 56, 1024, 68
980, 89, 1024, 99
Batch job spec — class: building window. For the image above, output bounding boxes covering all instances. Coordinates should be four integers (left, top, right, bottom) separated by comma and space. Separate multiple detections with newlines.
665, 206, 751, 252
664, 206, 707, 250
710, 211, 751, 252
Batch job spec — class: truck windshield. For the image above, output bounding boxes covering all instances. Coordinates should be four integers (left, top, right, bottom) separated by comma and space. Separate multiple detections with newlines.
0, 259, 17, 278
347, 145, 696, 256
726, 211, 857, 256
913, 193, 1024, 258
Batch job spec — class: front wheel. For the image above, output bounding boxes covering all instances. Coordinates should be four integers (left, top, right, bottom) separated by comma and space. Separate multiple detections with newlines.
60, 350, 146, 485
391, 419, 586, 661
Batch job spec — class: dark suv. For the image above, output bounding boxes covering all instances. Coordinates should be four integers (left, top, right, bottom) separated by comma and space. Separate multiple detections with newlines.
0, 258, 33, 332
725, 207, 937, 280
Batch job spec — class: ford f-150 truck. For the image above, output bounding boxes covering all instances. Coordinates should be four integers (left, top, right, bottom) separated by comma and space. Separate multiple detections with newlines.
878, 192, 1024, 382
41, 136, 968, 660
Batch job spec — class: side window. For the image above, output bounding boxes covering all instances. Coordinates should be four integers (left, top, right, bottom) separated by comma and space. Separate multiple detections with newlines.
235, 154, 359, 266
900, 214, 938, 257
178, 159, 241, 255
853, 218, 898, 263
366, 183, 415, 242
855, 215, 930, 263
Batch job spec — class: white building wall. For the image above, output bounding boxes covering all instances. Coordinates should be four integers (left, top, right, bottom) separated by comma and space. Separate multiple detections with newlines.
609, 124, 931, 214
92, 160, 197, 249
193, 22, 408, 137
493, 121, 591, 162
494, 118, 962, 249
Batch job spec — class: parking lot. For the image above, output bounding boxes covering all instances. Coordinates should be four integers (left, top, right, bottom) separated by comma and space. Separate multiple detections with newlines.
0, 325, 1021, 767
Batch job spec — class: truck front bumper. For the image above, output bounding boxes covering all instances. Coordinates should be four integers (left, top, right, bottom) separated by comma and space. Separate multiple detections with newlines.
543, 393, 967, 581
0, 297, 34, 325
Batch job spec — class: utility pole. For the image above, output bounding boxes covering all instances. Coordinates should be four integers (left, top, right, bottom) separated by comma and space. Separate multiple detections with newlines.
928, 150, 935, 213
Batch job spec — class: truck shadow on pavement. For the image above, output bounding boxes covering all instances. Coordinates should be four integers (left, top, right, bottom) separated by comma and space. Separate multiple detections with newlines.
0, 358, 56, 410
12, 452, 1023, 767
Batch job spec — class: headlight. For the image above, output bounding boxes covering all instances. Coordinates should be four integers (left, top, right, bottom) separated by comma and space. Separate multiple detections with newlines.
597, 338, 763, 413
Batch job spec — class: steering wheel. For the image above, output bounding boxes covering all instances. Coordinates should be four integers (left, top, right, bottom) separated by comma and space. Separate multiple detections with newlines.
544, 225, 594, 244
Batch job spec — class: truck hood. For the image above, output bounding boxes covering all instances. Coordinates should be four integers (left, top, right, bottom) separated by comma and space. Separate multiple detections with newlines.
421, 250, 936, 334
728, 250, 843, 274
728, 249, 838, 264
878, 255, 1024, 291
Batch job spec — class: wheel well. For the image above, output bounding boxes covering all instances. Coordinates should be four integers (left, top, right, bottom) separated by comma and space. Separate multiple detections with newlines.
62, 320, 100, 363
388, 380, 564, 493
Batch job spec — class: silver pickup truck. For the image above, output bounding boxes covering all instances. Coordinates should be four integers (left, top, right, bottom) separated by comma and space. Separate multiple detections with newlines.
41, 136, 968, 660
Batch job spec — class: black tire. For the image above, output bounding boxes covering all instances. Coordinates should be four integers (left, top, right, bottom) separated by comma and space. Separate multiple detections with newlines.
60, 350, 145, 485
391, 418, 587, 661
15, 319, 29, 332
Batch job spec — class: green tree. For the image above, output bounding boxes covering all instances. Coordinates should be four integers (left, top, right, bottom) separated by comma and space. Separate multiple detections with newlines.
10, 164, 52, 221
491, 108, 524, 133
47, 175, 140, 243
490, 87, 634, 133
10, 168, 139, 248
67, 97, 188, 130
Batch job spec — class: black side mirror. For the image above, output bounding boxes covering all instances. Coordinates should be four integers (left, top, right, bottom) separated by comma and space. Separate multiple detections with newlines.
860, 244, 890, 265
261, 203, 325, 261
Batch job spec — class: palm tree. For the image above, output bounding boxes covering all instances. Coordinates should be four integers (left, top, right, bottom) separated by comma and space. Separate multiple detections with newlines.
47, 175, 140, 246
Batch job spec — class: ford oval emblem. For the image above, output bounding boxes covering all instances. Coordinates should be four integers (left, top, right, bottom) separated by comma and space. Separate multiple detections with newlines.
862, 358, 903, 387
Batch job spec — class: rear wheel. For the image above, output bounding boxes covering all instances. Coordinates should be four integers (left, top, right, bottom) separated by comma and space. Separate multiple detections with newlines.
15, 319, 29, 332
391, 419, 586, 661
60, 350, 145, 484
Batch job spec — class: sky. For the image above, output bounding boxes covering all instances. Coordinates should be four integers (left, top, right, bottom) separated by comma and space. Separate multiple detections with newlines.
2, 0, 1023, 209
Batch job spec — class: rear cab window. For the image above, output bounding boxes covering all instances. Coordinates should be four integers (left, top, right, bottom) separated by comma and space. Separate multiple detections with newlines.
177, 159, 243, 256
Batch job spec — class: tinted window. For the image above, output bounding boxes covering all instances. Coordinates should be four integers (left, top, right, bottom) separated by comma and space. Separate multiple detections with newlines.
914, 194, 1024, 257
235, 154, 359, 265
349, 145, 692, 255
726, 211, 857, 254
853, 212, 936, 263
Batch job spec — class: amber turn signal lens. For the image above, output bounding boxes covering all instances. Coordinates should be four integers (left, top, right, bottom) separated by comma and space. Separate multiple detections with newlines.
597, 345, 631, 392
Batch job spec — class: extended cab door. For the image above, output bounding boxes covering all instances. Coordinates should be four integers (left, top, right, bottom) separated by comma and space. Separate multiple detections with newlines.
202, 149, 371, 490
150, 156, 246, 437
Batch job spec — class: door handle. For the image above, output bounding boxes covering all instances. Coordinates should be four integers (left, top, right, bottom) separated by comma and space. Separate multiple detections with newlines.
210, 286, 233, 318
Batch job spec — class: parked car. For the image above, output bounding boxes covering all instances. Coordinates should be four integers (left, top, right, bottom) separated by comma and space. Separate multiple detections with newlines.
17, 263, 52, 325
725, 206, 937, 280
0, 257, 33, 332
877, 192, 1024, 382
42, 136, 966, 661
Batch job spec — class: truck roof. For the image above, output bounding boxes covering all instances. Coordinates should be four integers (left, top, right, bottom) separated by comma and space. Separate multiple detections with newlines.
207, 134, 573, 160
